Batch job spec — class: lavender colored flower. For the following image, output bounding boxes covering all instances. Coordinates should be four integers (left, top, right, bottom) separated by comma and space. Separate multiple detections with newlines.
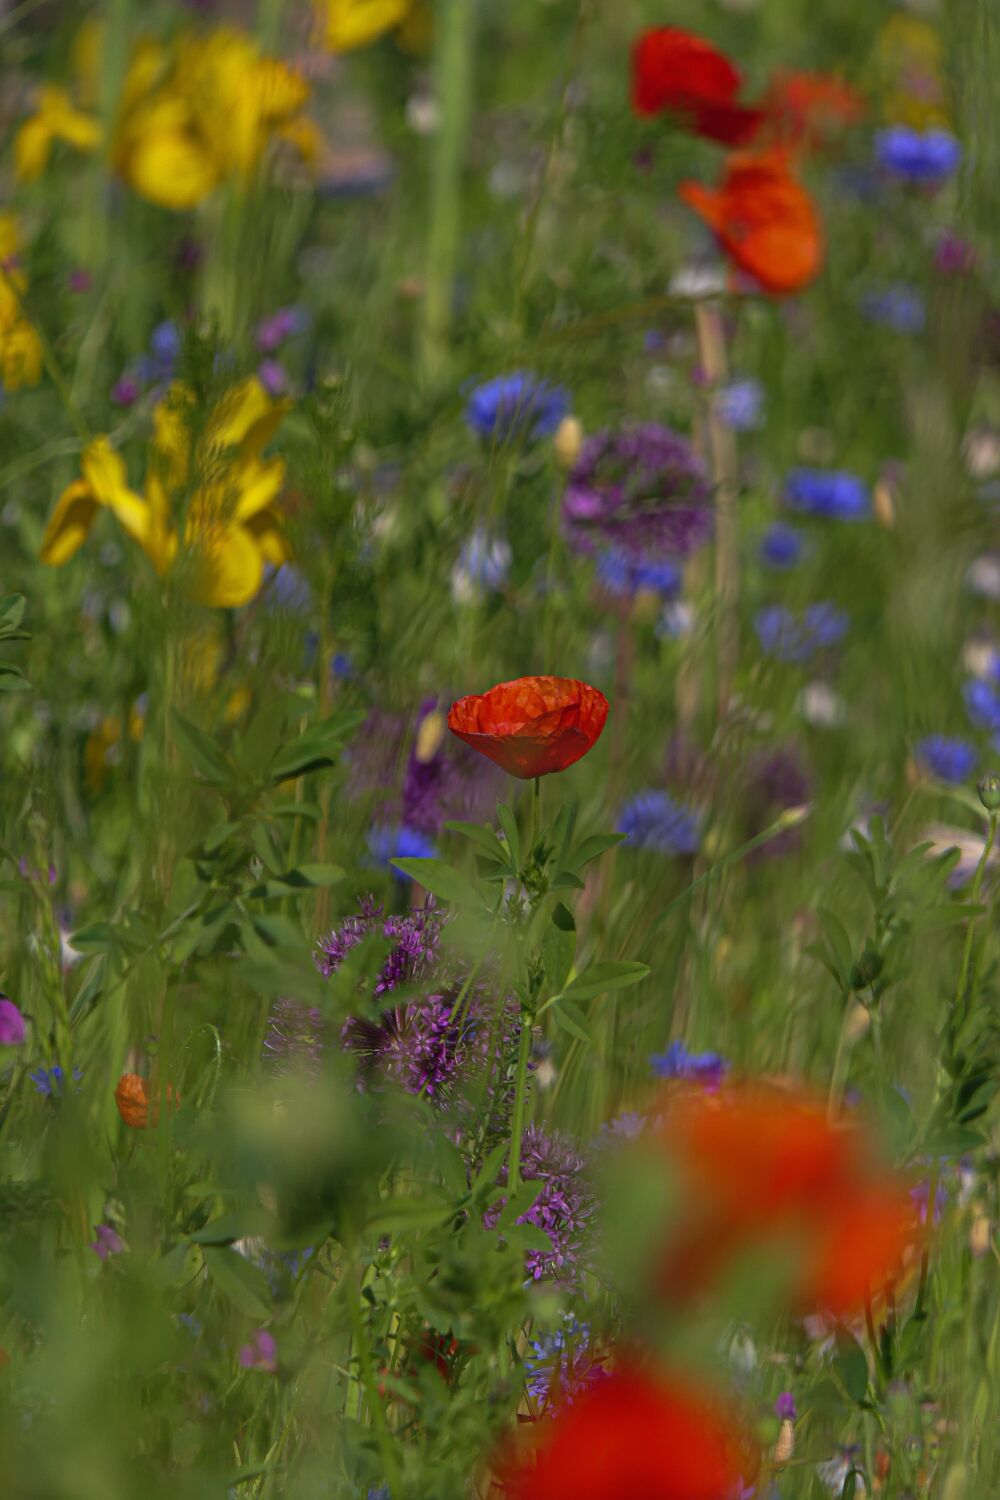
935, 231, 978, 276
486, 1123, 595, 1285
595, 1110, 650, 1146
263, 997, 329, 1076
256, 306, 305, 353
775, 1391, 797, 1422
0, 996, 26, 1046
264, 563, 312, 614
30, 1066, 82, 1097
759, 523, 804, 569
595, 549, 681, 600
258, 358, 290, 397
367, 824, 437, 874
68, 269, 92, 294
784, 468, 870, 521
464, 371, 569, 442
318, 897, 444, 995
861, 285, 925, 335
911, 1176, 948, 1226
89, 1224, 124, 1261
149, 320, 181, 373
111, 373, 140, 407
239, 1328, 277, 1371
875, 126, 962, 185
650, 1040, 727, 1090
523, 1320, 607, 1414
563, 424, 712, 563
964, 678, 1000, 734
451, 529, 512, 603
618, 789, 700, 855
744, 746, 812, 860
716, 378, 764, 432
755, 604, 849, 665
916, 736, 978, 784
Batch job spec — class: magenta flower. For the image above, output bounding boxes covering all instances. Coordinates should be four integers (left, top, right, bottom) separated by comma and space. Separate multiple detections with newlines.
0, 997, 25, 1046
239, 1329, 278, 1371
89, 1224, 124, 1261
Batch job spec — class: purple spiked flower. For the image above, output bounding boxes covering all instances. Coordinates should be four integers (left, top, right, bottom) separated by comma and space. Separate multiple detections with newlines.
563, 424, 712, 564
485, 1123, 596, 1286
263, 997, 329, 1076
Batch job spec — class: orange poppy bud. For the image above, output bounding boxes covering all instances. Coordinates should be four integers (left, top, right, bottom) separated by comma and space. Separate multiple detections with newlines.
447, 676, 609, 780
679, 151, 824, 295
763, 71, 865, 153
114, 1072, 179, 1128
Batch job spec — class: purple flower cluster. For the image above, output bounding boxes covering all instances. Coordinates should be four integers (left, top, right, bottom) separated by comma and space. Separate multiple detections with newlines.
650, 1040, 727, 1090
263, 997, 329, 1076
317, 896, 444, 995
486, 1123, 595, 1285
563, 424, 712, 564
755, 603, 849, 664
523, 1321, 608, 1414
743, 746, 812, 859
618, 789, 700, 855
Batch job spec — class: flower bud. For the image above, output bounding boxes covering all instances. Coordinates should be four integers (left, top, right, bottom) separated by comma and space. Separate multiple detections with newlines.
845, 1001, 871, 1044
850, 947, 883, 991
978, 771, 1000, 811
773, 1418, 794, 1467
970, 1211, 991, 1257
414, 709, 447, 764
553, 415, 583, 470
872, 478, 897, 529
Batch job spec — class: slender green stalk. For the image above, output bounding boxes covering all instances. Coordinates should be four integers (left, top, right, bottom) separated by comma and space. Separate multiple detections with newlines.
420, 0, 475, 382
953, 811, 997, 1023
694, 302, 740, 720
0, 263, 90, 444
348, 1272, 404, 1499
507, 1004, 533, 1196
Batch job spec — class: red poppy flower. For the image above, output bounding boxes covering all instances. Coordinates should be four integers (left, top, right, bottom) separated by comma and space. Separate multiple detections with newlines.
114, 1072, 179, 1128
679, 151, 823, 295
631, 28, 764, 147
499, 1364, 758, 1500
763, 71, 865, 152
447, 676, 609, 780
654, 1085, 918, 1317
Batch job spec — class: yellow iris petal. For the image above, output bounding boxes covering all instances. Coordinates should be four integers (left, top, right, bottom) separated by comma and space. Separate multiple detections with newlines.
244, 508, 290, 568
317, 0, 412, 51
186, 521, 265, 609
118, 96, 219, 211
233, 458, 286, 522
40, 479, 99, 566
80, 438, 153, 547
0, 321, 44, 391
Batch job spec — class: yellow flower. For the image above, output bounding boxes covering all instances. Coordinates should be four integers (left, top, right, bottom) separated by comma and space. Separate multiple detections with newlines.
14, 85, 101, 182
874, 13, 951, 129
315, 0, 414, 51
0, 318, 44, 392
40, 379, 291, 610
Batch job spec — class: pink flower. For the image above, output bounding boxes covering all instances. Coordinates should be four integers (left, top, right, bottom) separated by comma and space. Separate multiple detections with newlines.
0, 997, 26, 1046
239, 1329, 277, 1372
89, 1224, 124, 1261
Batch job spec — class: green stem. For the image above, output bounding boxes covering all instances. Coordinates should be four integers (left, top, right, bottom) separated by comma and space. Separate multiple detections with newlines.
507, 1005, 533, 1196
826, 1000, 853, 1124
954, 811, 997, 1024
529, 776, 541, 859
348, 1272, 403, 1499
419, 0, 475, 383
0, 263, 90, 444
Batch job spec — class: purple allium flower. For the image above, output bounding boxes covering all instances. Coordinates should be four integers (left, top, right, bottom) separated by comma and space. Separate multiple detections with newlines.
485, 1123, 595, 1285
258, 358, 290, 397
595, 549, 682, 600
716, 378, 764, 432
964, 678, 1000, 734
89, 1224, 124, 1261
755, 604, 849, 664
464, 371, 569, 442
318, 897, 444, 995
367, 824, 438, 874
650, 1040, 727, 1090
256, 306, 305, 353
30, 1066, 82, 1097
451, 529, 512, 603
238, 1328, 277, 1371
263, 997, 329, 1076
916, 736, 978, 784
784, 468, 870, 521
523, 1320, 608, 1414
111, 373, 140, 407
743, 746, 812, 860
775, 1391, 797, 1422
935, 231, 978, 276
759, 523, 804, 569
564, 424, 712, 563
874, 126, 962, 185
861, 285, 925, 335
618, 790, 700, 855
0, 996, 26, 1046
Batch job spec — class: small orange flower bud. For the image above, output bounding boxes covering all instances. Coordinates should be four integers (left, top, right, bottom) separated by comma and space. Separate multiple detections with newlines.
114, 1072, 179, 1128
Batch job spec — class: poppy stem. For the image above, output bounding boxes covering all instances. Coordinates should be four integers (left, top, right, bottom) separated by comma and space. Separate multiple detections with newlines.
530, 776, 541, 856
693, 301, 740, 720
508, 1004, 533, 1197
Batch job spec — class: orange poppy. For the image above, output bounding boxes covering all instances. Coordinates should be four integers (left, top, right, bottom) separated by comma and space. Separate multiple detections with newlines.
114, 1072, 179, 1128
499, 1364, 758, 1500
679, 151, 823, 295
447, 676, 609, 780
764, 71, 865, 152
653, 1085, 917, 1318
631, 27, 764, 147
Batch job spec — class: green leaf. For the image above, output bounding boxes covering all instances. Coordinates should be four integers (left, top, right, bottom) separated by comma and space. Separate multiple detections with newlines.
569, 832, 625, 869
270, 708, 366, 782
834, 1325, 869, 1403
0, 594, 26, 633
203, 1246, 271, 1318
496, 803, 520, 871
170, 710, 235, 787
497, 1181, 544, 1230
550, 800, 578, 864
68, 921, 119, 955
817, 908, 853, 987
190, 1213, 256, 1245
561, 960, 649, 1002
249, 863, 345, 899
542, 903, 576, 993
919, 902, 986, 931
69, 955, 107, 1024
501, 1221, 553, 1253
550, 869, 585, 891
551, 998, 593, 1044
366, 1197, 453, 1234
443, 820, 511, 865
271, 801, 322, 823
391, 857, 480, 908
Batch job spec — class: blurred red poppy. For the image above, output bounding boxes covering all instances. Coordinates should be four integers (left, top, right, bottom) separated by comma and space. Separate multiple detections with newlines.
679, 151, 823, 295
447, 676, 609, 779
114, 1072, 179, 1128
654, 1085, 917, 1317
631, 28, 764, 146
764, 71, 865, 152
499, 1364, 758, 1500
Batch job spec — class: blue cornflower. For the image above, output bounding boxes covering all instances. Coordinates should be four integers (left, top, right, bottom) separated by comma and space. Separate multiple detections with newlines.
451, 529, 511, 602
618, 790, 700, 855
367, 825, 437, 876
759, 523, 804, 570
264, 564, 312, 614
964, 678, 1000, 734
650, 1039, 728, 1090
874, 127, 962, 185
150, 319, 181, 370
595, 548, 681, 600
916, 736, 978, 784
861, 285, 926, 335
464, 371, 569, 443
755, 603, 849, 664
716, 378, 764, 432
784, 468, 870, 521
30, 1066, 83, 1097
